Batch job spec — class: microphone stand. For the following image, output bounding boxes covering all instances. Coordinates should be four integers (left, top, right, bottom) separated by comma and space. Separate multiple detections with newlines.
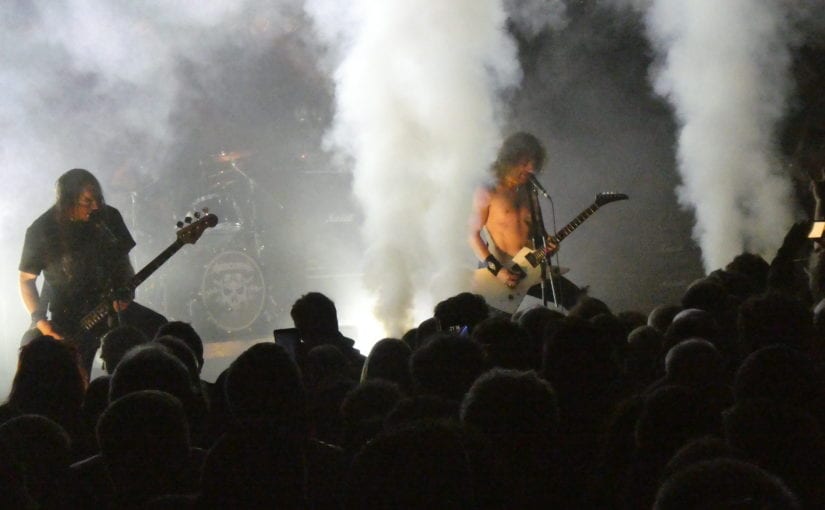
527, 185, 558, 308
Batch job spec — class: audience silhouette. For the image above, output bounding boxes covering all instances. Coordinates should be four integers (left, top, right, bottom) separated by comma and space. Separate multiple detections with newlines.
5, 218, 825, 509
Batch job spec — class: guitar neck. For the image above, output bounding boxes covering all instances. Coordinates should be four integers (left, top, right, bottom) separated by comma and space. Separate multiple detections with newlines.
548, 203, 601, 245
526, 202, 602, 267
132, 240, 185, 289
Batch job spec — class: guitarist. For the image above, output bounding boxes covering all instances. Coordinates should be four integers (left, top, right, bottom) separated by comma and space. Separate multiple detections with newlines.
470, 133, 576, 308
19, 169, 164, 375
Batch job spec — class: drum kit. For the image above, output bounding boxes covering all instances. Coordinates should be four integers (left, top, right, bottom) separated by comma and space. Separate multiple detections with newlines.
123, 149, 281, 340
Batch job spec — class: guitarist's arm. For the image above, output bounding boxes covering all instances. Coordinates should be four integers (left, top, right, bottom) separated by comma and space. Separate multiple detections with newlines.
99, 207, 137, 312
469, 188, 520, 288
19, 271, 63, 339
110, 255, 135, 312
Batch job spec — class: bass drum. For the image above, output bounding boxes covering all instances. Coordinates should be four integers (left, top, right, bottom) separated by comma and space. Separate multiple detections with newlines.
199, 250, 266, 333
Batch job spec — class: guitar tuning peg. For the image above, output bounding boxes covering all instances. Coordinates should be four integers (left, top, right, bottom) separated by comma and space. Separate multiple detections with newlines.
184, 216, 193, 224
194, 211, 201, 219
176, 221, 184, 228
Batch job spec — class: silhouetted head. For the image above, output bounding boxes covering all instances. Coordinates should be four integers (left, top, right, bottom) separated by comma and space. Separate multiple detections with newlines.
101, 325, 149, 374
410, 333, 485, 401
305, 344, 350, 389
647, 304, 682, 333
725, 252, 770, 293
635, 385, 719, 456
567, 296, 611, 320
224, 342, 306, 434
723, 398, 825, 507
9, 336, 86, 419
341, 379, 403, 456
200, 430, 307, 508
542, 317, 618, 394
461, 369, 559, 441
471, 316, 533, 370
0, 414, 71, 505
433, 292, 489, 334
654, 458, 800, 510
345, 422, 474, 509
154, 321, 204, 370
361, 338, 412, 391
109, 344, 194, 410
737, 292, 813, 353
291, 292, 339, 344
664, 339, 724, 388
733, 344, 821, 408
153, 335, 200, 386
681, 278, 728, 314
97, 390, 190, 500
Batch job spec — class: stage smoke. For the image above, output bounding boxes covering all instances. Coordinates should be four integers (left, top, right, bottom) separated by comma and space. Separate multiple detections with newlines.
306, 0, 522, 336
639, 0, 796, 271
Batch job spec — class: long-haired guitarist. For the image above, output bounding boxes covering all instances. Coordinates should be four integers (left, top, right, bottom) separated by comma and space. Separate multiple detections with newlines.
19, 168, 164, 374
470, 133, 586, 310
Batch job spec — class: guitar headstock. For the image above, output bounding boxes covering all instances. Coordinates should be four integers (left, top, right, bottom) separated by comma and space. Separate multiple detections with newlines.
595, 192, 629, 206
176, 210, 219, 245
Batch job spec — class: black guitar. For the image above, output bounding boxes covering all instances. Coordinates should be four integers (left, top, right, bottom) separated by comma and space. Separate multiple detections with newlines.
23, 212, 218, 344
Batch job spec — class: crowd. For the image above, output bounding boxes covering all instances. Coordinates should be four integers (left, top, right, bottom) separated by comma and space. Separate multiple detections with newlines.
3, 219, 825, 509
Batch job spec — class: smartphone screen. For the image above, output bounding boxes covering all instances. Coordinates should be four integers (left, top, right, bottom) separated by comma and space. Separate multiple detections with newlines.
809, 222, 825, 239
273, 327, 300, 361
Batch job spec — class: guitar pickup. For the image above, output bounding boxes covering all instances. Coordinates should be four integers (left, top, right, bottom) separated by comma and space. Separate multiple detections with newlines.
524, 252, 539, 267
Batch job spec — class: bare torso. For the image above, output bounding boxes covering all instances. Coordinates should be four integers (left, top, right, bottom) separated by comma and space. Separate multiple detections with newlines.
476, 184, 534, 259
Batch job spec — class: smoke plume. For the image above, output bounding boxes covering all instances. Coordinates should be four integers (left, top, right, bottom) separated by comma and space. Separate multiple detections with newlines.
641, 0, 796, 271
306, 0, 525, 335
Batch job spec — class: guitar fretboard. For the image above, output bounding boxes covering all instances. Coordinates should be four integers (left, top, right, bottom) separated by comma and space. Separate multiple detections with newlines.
549, 204, 601, 245
527, 203, 602, 267
133, 241, 184, 288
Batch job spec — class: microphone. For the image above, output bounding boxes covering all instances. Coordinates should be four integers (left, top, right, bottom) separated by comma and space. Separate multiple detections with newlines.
527, 174, 551, 199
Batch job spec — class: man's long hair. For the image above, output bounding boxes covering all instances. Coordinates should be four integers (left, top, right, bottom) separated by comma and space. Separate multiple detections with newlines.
492, 132, 546, 181
54, 168, 104, 224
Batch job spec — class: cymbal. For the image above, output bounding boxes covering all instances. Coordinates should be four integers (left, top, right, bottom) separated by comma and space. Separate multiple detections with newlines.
213, 150, 253, 163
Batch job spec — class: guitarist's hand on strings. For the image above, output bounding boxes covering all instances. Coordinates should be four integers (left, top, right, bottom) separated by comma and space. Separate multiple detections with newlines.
497, 268, 522, 289
111, 287, 133, 312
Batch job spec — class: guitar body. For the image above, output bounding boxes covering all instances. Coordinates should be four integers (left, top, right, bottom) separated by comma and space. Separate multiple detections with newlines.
471, 247, 543, 314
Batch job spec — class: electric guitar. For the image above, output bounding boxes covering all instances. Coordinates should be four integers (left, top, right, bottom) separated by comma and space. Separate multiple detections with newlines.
22, 212, 218, 344
471, 192, 628, 313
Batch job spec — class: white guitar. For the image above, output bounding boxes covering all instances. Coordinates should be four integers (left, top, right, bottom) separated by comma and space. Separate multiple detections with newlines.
471, 192, 628, 313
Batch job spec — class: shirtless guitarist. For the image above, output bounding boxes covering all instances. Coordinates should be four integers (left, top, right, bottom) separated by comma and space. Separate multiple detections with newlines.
469, 132, 578, 311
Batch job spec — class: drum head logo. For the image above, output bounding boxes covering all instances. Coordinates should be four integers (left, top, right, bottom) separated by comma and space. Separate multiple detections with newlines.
201, 250, 265, 332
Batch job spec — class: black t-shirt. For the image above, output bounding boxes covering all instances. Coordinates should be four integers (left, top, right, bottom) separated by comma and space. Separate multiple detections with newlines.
19, 205, 135, 329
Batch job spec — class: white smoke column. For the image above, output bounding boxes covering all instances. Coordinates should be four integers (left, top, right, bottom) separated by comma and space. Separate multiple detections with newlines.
307, 0, 521, 335
643, 0, 795, 271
